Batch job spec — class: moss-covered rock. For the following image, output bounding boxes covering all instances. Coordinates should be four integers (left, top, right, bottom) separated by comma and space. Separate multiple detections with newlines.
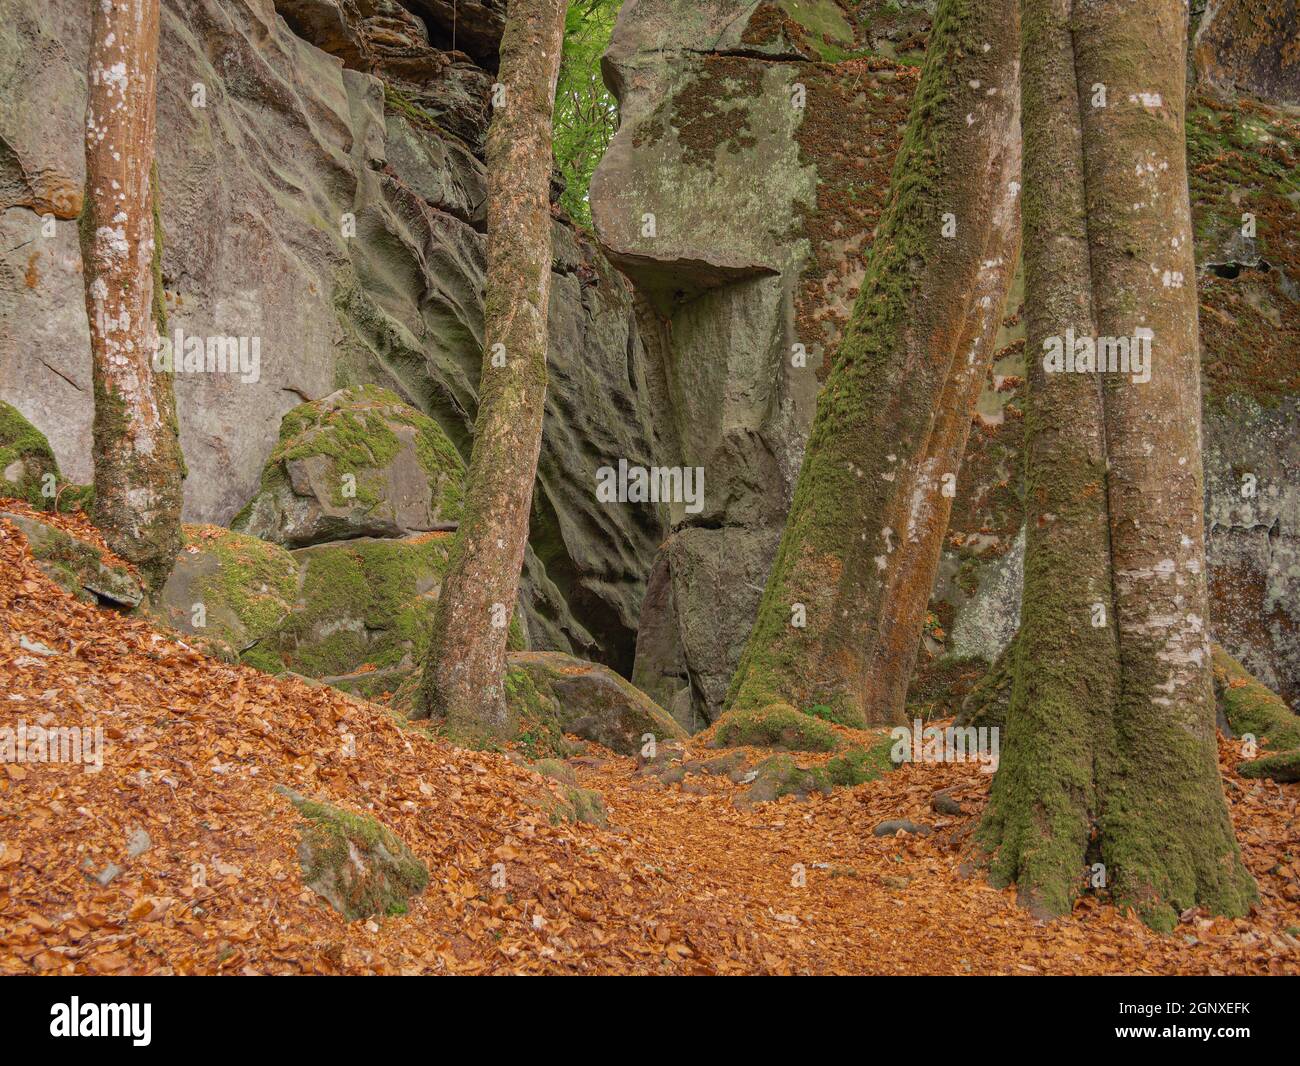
734, 753, 831, 809
823, 737, 895, 787
277, 787, 428, 920
0, 402, 67, 508
151, 525, 298, 663
272, 534, 453, 694
1213, 645, 1300, 782
3, 511, 143, 608
709, 702, 840, 752
232, 385, 465, 547
506, 650, 687, 755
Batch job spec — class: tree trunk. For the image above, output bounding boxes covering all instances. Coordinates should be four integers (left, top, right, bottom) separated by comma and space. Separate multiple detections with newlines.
413, 0, 567, 736
862, 127, 1022, 723
724, 0, 1021, 726
976, 0, 1119, 919
1073, 0, 1254, 928
978, 0, 1254, 930
80, 0, 183, 593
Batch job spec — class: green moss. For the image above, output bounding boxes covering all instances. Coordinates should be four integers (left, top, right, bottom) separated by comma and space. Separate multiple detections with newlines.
185, 525, 298, 647
280, 536, 451, 678
711, 702, 840, 752
0, 400, 60, 506
501, 666, 567, 759
239, 642, 285, 675
1213, 645, 1300, 752
1213, 646, 1300, 784
283, 790, 428, 920
252, 384, 466, 520
1238, 749, 1300, 783
559, 785, 608, 827
824, 735, 896, 787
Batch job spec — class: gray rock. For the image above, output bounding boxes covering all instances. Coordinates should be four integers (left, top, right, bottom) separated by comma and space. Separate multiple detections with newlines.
232, 385, 465, 547
873, 819, 933, 838
277, 785, 428, 920
930, 791, 964, 816
125, 827, 152, 858
3, 512, 144, 609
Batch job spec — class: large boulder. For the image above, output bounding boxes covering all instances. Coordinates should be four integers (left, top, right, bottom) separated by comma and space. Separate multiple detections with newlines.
592, 1, 920, 726
232, 385, 465, 547
272, 533, 453, 697
507, 650, 687, 755
151, 525, 299, 664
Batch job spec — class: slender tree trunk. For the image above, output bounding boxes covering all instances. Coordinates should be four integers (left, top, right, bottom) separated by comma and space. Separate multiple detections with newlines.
976, 0, 1119, 919
413, 0, 567, 735
862, 126, 1022, 723
1073, 0, 1254, 928
80, 0, 183, 593
978, 0, 1254, 930
725, 0, 1021, 726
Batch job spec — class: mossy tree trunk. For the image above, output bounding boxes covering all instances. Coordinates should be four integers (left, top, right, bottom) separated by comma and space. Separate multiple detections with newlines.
725, 0, 1021, 726
79, 0, 183, 593
862, 125, 1022, 723
978, 0, 1255, 930
1075, 0, 1255, 927
976, 0, 1119, 918
413, 0, 567, 735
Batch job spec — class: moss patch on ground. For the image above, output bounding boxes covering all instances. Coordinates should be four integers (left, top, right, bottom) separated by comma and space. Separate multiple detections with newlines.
709, 702, 841, 752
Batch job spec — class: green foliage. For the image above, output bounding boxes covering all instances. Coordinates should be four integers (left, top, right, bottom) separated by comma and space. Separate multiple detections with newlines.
553, 0, 623, 226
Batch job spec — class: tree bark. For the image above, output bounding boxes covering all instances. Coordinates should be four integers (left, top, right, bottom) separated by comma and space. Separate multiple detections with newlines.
1074, 0, 1254, 928
978, 0, 1254, 930
862, 125, 1022, 723
725, 0, 1021, 726
80, 0, 183, 593
413, 0, 567, 736
976, 0, 1119, 919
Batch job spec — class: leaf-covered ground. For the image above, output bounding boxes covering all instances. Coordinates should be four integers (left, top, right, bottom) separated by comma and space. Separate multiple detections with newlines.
1, 508, 1297, 975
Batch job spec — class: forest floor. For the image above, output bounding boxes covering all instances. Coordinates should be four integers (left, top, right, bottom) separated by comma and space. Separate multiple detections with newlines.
1, 509, 1298, 975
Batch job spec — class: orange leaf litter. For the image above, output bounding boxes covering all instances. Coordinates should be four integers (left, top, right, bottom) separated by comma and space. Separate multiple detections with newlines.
0, 508, 1296, 975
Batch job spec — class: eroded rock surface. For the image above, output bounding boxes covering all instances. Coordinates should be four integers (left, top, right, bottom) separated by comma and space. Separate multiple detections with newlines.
0, 0, 660, 669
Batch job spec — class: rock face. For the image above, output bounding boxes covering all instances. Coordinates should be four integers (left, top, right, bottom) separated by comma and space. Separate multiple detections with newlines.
593, 0, 921, 725
233, 385, 465, 546
596, 0, 1300, 723
1193, 0, 1300, 106
0, 0, 662, 671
